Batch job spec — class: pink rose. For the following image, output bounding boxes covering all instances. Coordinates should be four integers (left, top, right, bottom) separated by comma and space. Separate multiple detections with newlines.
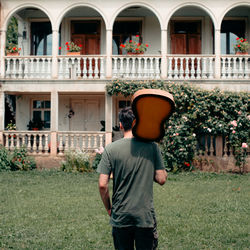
242, 143, 248, 148
230, 120, 237, 127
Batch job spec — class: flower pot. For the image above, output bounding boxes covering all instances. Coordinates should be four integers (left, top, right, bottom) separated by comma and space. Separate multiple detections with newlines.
236, 52, 248, 55
7, 52, 19, 56
67, 52, 81, 56
127, 52, 144, 55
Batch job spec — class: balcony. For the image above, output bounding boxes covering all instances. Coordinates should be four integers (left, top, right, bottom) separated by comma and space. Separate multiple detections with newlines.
3, 54, 250, 81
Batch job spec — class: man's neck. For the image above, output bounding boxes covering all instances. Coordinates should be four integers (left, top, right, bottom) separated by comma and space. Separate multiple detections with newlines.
123, 130, 133, 138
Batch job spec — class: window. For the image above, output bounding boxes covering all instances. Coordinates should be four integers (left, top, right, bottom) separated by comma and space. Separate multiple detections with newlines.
31, 22, 52, 55
113, 21, 142, 54
32, 100, 51, 129
221, 20, 246, 54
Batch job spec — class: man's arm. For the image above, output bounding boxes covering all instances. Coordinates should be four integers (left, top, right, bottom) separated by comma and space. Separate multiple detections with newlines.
99, 173, 112, 216
154, 169, 167, 185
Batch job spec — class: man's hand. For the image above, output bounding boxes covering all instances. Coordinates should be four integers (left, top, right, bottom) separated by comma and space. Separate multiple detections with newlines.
99, 174, 112, 215
154, 169, 167, 185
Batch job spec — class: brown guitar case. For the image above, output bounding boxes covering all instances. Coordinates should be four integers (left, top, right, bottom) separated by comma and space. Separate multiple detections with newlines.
131, 89, 175, 142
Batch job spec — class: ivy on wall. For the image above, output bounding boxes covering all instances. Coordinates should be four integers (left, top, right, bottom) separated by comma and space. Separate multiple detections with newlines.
106, 80, 250, 172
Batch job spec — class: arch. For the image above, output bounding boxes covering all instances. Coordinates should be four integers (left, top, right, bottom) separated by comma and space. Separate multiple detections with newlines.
2, 3, 53, 31
165, 2, 218, 30
110, 2, 163, 30
219, 2, 250, 28
56, 3, 108, 30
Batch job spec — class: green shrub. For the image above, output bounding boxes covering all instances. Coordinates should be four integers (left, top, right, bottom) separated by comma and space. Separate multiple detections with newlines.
0, 145, 11, 171
10, 147, 36, 171
61, 150, 92, 173
106, 80, 250, 172
0, 146, 36, 171
91, 147, 104, 170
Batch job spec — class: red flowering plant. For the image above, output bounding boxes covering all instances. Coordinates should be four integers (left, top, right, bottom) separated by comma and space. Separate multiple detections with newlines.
59, 41, 82, 52
234, 37, 249, 53
6, 43, 21, 54
120, 35, 149, 54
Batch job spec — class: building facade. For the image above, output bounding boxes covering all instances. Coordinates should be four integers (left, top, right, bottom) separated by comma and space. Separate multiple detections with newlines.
0, 0, 250, 156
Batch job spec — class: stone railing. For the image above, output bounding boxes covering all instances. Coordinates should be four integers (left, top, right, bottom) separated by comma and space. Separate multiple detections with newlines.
58, 55, 106, 79
4, 54, 250, 80
221, 55, 250, 79
57, 131, 105, 154
2, 131, 105, 155
195, 134, 250, 172
5, 56, 52, 79
167, 55, 216, 80
112, 55, 161, 79
3, 131, 51, 155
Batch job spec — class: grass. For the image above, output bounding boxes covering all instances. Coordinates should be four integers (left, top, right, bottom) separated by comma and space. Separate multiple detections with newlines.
0, 171, 249, 249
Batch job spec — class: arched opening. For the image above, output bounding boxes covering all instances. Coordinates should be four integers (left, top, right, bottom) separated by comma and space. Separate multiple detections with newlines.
112, 6, 161, 55
59, 6, 106, 55
221, 6, 250, 54
6, 7, 52, 56
168, 6, 215, 55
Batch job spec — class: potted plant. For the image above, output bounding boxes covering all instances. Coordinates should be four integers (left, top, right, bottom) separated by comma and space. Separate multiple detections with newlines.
27, 117, 45, 130
6, 43, 21, 56
59, 41, 82, 56
234, 37, 249, 55
120, 35, 149, 55
6, 120, 16, 130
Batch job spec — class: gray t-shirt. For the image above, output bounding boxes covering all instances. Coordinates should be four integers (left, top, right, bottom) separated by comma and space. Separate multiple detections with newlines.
97, 137, 165, 228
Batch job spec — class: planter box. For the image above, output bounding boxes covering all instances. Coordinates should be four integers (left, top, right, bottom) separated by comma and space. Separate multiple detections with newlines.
6, 52, 19, 56
66, 52, 81, 56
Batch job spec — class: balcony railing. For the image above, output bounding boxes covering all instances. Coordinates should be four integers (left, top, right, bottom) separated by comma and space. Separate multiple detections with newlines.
112, 55, 161, 79
3, 54, 250, 80
221, 55, 250, 79
3, 131, 105, 155
5, 56, 52, 79
58, 55, 106, 79
167, 55, 215, 80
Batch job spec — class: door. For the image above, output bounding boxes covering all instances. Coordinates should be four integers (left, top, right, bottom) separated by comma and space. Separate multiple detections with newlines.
72, 34, 100, 77
171, 34, 187, 54
70, 99, 100, 131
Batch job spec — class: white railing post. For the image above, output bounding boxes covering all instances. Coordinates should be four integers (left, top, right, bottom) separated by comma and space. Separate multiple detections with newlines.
0, 29, 6, 78
214, 29, 221, 79
52, 30, 59, 79
161, 29, 168, 79
105, 93, 112, 146
106, 29, 113, 78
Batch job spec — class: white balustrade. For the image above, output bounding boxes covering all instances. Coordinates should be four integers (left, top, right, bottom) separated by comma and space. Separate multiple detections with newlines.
4, 54, 250, 80
5, 56, 52, 79
167, 55, 215, 80
57, 132, 105, 154
112, 55, 161, 79
3, 131, 50, 155
221, 55, 250, 79
57, 55, 105, 80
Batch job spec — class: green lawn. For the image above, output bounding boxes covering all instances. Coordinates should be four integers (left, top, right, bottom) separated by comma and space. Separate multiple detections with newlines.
0, 171, 249, 249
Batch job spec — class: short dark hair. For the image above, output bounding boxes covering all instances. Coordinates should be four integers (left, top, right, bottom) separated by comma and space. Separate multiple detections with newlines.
119, 107, 135, 131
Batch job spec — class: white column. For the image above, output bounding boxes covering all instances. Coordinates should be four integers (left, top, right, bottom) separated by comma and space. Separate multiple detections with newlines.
106, 29, 113, 78
51, 90, 58, 131
105, 93, 112, 146
50, 90, 58, 155
0, 29, 6, 78
52, 30, 59, 79
161, 29, 167, 79
0, 91, 4, 145
214, 29, 221, 79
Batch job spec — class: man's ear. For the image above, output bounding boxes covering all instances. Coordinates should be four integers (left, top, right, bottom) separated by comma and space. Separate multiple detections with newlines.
119, 122, 123, 130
